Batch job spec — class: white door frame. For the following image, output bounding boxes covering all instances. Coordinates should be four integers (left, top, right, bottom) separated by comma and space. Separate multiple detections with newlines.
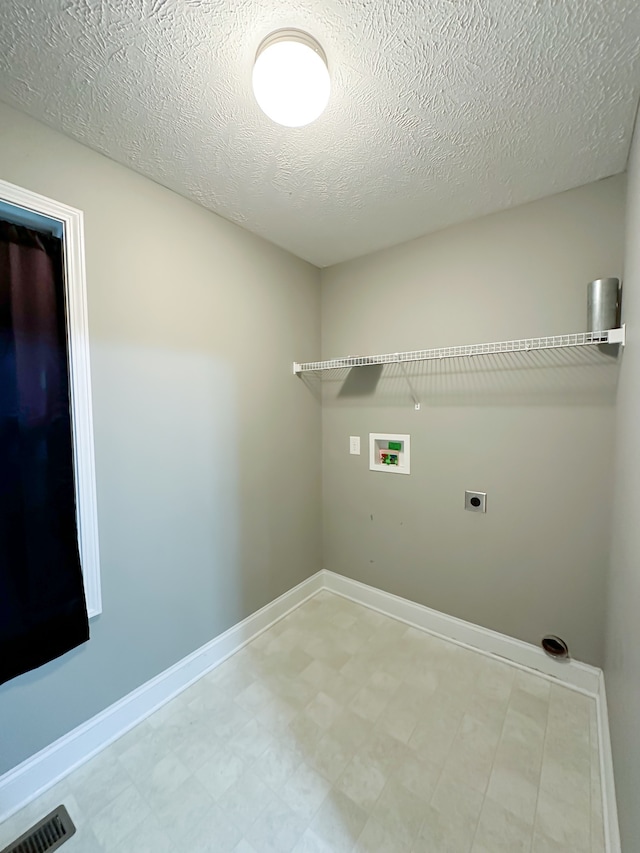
0, 178, 101, 617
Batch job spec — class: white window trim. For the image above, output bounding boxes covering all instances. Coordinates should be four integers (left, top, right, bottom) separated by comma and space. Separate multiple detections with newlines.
0, 179, 101, 618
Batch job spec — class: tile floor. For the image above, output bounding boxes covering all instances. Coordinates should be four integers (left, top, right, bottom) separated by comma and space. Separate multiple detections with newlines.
0, 591, 605, 852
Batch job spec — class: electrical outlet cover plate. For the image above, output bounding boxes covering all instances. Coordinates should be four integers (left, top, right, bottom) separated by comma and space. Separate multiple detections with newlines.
369, 433, 410, 474
465, 490, 487, 512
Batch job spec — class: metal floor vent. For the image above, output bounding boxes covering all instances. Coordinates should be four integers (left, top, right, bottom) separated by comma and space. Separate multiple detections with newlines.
1, 805, 75, 853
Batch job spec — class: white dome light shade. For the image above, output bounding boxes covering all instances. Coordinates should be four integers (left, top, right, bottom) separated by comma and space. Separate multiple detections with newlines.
252, 31, 330, 128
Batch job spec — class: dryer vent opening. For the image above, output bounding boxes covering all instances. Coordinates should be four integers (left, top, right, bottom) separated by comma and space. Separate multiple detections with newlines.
541, 635, 569, 659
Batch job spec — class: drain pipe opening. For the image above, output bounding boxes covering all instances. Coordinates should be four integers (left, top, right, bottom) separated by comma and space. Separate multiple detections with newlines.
541, 635, 569, 659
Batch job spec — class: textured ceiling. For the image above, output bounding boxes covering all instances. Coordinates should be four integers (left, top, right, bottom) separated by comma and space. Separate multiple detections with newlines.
0, 1, 638, 267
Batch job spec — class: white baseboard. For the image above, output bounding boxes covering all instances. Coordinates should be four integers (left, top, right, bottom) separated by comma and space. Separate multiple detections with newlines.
321, 570, 601, 694
0, 570, 324, 824
596, 671, 622, 853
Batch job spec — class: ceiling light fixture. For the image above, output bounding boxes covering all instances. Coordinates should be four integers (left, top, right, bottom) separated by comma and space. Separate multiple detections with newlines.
252, 30, 330, 128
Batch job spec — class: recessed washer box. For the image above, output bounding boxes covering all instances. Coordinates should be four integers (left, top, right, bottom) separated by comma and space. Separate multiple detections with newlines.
369, 433, 410, 474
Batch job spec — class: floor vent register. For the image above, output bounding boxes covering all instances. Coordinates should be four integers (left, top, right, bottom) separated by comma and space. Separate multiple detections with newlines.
1, 806, 76, 853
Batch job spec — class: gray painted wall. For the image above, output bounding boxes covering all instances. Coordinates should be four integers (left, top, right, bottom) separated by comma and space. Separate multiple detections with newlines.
321, 176, 625, 666
605, 111, 640, 851
0, 102, 322, 773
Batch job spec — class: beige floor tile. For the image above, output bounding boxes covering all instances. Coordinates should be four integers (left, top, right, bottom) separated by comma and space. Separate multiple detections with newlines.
118, 730, 172, 785
165, 720, 222, 773
494, 708, 545, 787
310, 789, 368, 852
195, 743, 246, 800
134, 750, 191, 809
368, 669, 402, 696
514, 668, 551, 701
203, 661, 255, 699
486, 763, 540, 825
300, 659, 359, 705
179, 802, 243, 852
287, 709, 325, 757
152, 776, 215, 844
390, 751, 440, 803
305, 690, 344, 730
534, 787, 590, 852
349, 683, 392, 723
373, 776, 426, 847
111, 812, 173, 853
440, 712, 500, 794
547, 685, 592, 743
340, 651, 380, 686
467, 677, 513, 733
280, 760, 332, 821
235, 678, 277, 713
471, 797, 533, 853
418, 778, 483, 853
244, 794, 309, 853
327, 707, 374, 753
230, 716, 276, 761
217, 769, 276, 830
431, 772, 484, 830
508, 685, 550, 730
329, 609, 358, 629
274, 674, 318, 712
302, 636, 351, 671
408, 695, 464, 767
355, 813, 410, 852
252, 738, 304, 791
486, 705, 545, 824
501, 706, 546, 762
531, 829, 573, 852
67, 750, 132, 819
357, 729, 411, 779
292, 827, 337, 852
336, 752, 388, 811
233, 840, 260, 853
539, 752, 591, 814
300, 659, 340, 690
208, 699, 253, 741
90, 783, 151, 850
309, 730, 354, 782
375, 701, 421, 744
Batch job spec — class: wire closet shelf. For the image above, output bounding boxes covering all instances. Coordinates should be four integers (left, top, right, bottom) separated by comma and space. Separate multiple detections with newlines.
293, 327, 626, 374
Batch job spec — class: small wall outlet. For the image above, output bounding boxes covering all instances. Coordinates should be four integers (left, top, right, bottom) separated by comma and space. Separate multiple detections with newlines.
465, 490, 487, 512
349, 436, 361, 455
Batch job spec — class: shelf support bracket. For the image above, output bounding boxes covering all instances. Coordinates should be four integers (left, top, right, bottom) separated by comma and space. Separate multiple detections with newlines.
608, 325, 626, 346
399, 363, 421, 410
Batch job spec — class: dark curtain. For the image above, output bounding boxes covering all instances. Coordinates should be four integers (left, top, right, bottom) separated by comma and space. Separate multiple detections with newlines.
0, 220, 89, 686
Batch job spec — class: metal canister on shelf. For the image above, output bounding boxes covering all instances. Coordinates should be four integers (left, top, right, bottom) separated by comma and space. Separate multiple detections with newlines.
587, 278, 620, 331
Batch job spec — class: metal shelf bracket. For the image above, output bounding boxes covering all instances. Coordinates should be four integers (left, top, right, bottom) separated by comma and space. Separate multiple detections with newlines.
398, 362, 421, 410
